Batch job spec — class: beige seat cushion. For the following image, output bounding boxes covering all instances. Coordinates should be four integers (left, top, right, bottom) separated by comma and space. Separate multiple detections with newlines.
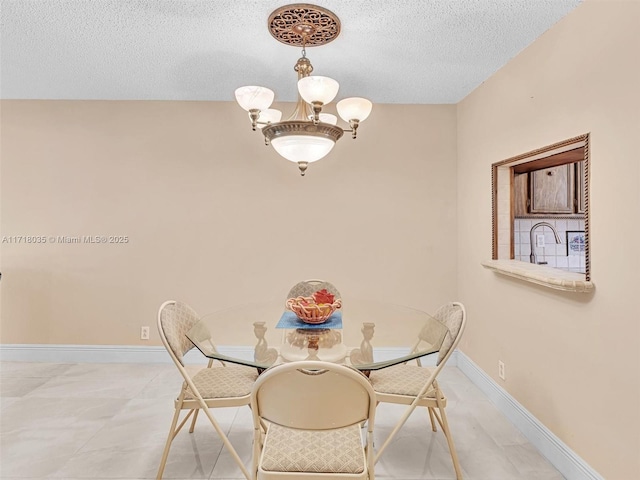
184, 366, 257, 399
260, 423, 365, 474
369, 365, 441, 398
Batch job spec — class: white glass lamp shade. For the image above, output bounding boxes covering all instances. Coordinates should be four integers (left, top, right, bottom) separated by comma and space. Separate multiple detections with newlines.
337, 97, 373, 122
308, 113, 338, 125
297, 76, 339, 105
270, 135, 336, 163
254, 109, 282, 128
318, 113, 338, 125
234, 86, 275, 111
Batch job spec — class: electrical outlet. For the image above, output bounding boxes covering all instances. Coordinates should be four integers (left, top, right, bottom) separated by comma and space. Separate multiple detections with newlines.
536, 234, 545, 248
140, 326, 150, 340
498, 360, 505, 380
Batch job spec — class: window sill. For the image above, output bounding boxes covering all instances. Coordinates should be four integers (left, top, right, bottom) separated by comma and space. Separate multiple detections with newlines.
481, 259, 594, 293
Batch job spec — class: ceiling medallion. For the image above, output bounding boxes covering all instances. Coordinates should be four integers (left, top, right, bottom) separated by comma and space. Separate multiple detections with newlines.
268, 4, 341, 47
234, 4, 372, 176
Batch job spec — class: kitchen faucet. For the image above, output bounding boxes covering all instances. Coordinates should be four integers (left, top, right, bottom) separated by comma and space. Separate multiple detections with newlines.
529, 222, 562, 264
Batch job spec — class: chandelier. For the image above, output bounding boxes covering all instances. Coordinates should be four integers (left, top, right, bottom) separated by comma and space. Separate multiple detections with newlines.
234, 4, 372, 176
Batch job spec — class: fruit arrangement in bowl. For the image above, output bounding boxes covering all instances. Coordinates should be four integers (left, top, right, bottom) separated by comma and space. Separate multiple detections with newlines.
286, 289, 342, 324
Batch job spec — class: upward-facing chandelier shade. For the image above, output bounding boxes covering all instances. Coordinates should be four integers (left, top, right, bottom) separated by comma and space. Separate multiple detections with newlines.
234, 86, 275, 112
255, 109, 283, 128
234, 4, 372, 176
297, 76, 340, 106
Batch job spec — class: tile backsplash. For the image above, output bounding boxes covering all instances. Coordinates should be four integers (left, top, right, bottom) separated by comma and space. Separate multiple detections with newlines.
513, 218, 585, 273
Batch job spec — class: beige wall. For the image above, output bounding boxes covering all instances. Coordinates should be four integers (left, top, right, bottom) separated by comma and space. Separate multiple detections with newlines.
456, 1, 639, 479
3, 1, 638, 478
0, 101, 458, 344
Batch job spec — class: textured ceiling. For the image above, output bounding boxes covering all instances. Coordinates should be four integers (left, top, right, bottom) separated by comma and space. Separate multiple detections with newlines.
0, 0, 582, 104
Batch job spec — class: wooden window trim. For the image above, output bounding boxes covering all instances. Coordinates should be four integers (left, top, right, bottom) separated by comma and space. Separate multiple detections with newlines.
491, 134, 591, 283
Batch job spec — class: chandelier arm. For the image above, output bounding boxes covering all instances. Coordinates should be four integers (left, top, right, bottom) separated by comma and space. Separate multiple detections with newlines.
349, 119, 360, 139
311, 102, 322, 123
249, 109, 260, 131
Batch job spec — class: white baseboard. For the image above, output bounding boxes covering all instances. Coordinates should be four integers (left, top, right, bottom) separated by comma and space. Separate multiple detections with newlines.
456, 351, 604, 480
0, 344, 420, 366
0, 344, 602, 480
0, 344, 255, 364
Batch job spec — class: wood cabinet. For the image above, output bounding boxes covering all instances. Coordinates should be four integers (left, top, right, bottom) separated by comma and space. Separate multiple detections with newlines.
576, 161, 585, 214
513, 162, 584, 216
530, 164, 575, 214
514, 173, 529, 217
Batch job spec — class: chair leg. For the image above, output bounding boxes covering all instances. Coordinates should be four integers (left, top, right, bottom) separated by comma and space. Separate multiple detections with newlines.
366, 429, 375, 480
198, 400, 251, 479
252, 427, 262, 480
259, 418, 268, 433
374, 400, 420, 464
189, 409, 199, 433
157, 397, 185, 479
436, 399, 463, 480
427, 407, 437, 432
181, 375, 251, 479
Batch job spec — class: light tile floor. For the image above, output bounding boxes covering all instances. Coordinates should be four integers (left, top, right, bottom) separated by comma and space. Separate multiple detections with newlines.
0, 361, 565, 479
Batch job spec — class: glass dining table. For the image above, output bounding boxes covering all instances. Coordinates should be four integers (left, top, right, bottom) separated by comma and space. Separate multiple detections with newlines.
186, 298, 449, 374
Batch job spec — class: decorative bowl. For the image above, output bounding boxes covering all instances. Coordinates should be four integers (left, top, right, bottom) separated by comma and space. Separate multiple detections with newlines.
285, 296, 342, 324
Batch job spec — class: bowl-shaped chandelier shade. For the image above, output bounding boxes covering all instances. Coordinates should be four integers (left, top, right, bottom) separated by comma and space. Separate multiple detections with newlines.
271, 136, 335, 164
337, 97, 373, 122
297, 76, 339, 105
308, 113, 338, 124
254, 108, 283, 128
318, 113, 337, 125
263, 121, 344, 164
234, 86, 275, 111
